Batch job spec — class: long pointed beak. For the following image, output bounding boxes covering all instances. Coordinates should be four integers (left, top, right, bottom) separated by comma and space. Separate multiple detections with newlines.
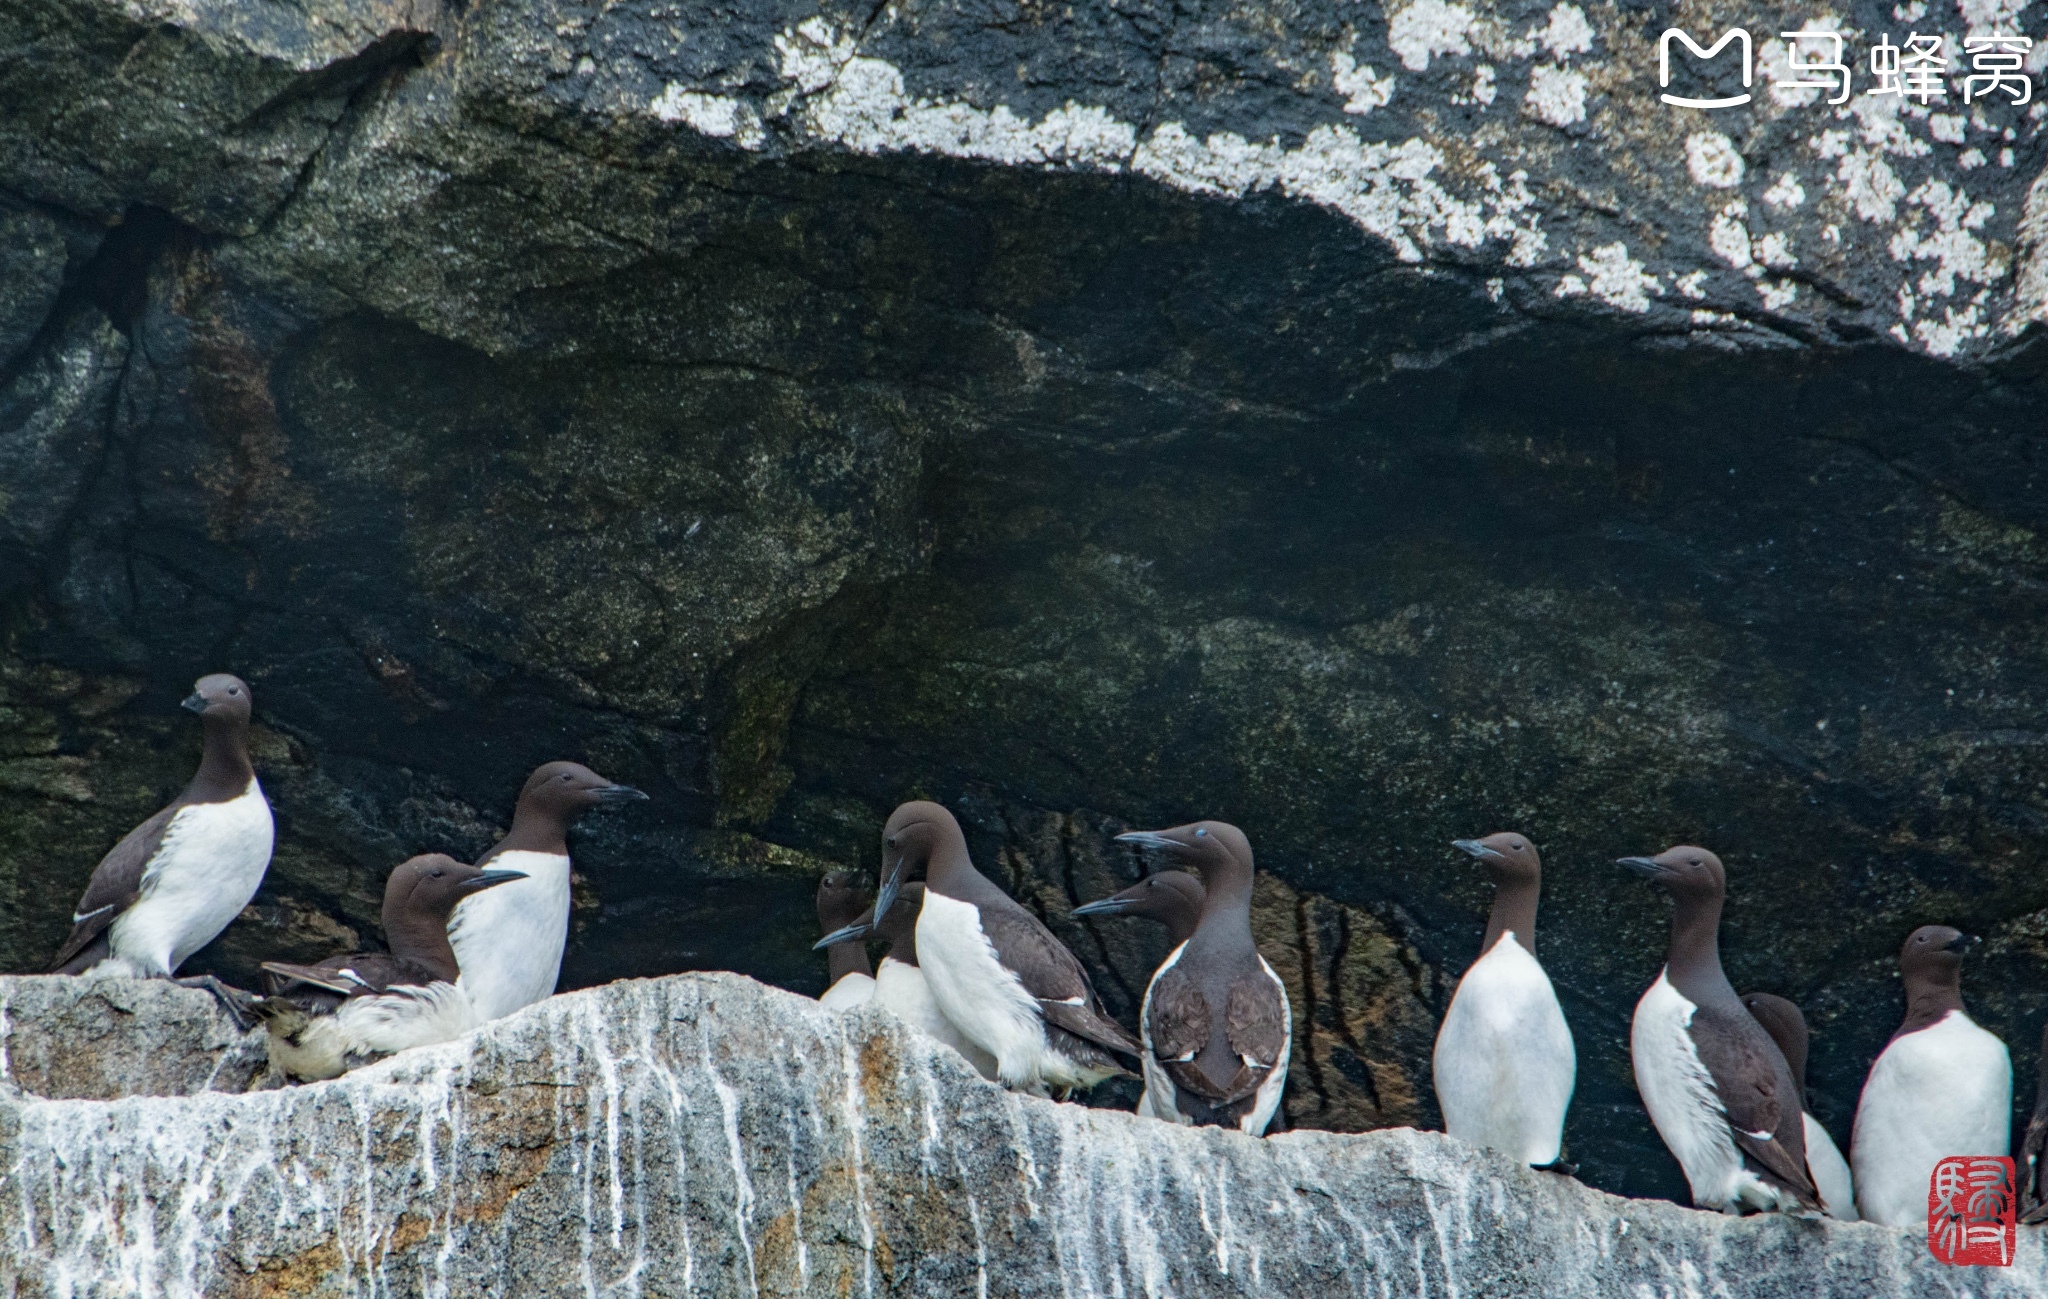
1617, 856, 1664, 879
1072, 896, 1136, 918
813, 920, 875, 950
870, 869, 901, 931
1452, 839, 1503, 863
181, 693, 208, 715
1947, 933, 1982, 953
1115, 831, 1179, 851
595, 784, 650, 803
462, 869, 529, 894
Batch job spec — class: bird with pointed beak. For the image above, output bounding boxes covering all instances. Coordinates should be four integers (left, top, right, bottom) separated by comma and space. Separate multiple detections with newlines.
1115, 821, 1290, 1135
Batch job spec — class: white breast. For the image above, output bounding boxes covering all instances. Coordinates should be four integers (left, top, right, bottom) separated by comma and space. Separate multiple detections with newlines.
448, 850, 572, 1022
1432, 932, 1575, 1164
1803, 1112, 1857, 1221
1631, 969, 1791, 1213
819, 972, 876, 1011
874, 957, 999, 1080
914, 891, 1052, 1092
109, 779, 274, 976
1851, 1010, 2012, 1226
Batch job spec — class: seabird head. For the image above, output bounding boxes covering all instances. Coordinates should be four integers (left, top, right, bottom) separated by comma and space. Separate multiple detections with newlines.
1616, 845, 1725, 901
1900, 923, 1979, 978
516, 761, 649, 823
1072, 870, 1206, 923
386, 853, 528, 925
1451, 832, 1541, 885
816, 870, 871, 938
813, 883, 926, 954
875, 801, 966, 925
1113, 821, 1254, 883
182, 673, 253, 723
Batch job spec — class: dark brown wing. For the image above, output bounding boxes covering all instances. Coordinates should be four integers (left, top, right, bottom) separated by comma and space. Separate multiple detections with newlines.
1148, 961, 1231, 1099
1224, 966, 1288, 1075
979, 901, 1140, 1056
1690, 1002, 1820, 1206
48, 805, 177, 971
261, 953, 431, 999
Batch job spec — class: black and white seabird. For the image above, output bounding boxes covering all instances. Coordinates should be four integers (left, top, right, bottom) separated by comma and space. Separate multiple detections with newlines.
49, 674, 274, 1010
816, 869, 877, 1011
255, 854, 527, 1081
447, 761, 646, 1023
1740, 992, 1857, 1220
1619, 846, 1820, 1215
816, 882, 999, 1079
1850, 925, 2011, 1227
869, 801, 1139, 1097
1071, 870, 1205, 947
2020, 1023, 2048, 1224
1115, 822, 1290, 1135
1432, 833, 1575, 1168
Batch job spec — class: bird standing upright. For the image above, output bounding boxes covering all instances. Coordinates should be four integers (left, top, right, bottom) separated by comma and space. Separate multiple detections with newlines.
1432, 833, 1575, 1168
1618, 846, 1819, 1215
871, 801, 1138, 1096
816, 869, 877, 1010
256, 854, 527, 1081
1115, 821, 1290, 1135
447, 761, 646, 1023
1850, 925, 2011, 1227
1740, 992, 1857, 1220
49, 674, 273, 1011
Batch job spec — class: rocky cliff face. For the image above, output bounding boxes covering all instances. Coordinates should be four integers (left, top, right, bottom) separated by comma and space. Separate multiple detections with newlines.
0, 973, 2037, 1297
1, 0, 2046, 1202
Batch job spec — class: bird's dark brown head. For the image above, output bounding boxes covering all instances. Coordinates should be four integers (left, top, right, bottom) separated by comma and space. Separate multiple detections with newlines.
1073, 870, 1206, 924
516, 761, 648, 822
1113, 821, 1253, 878
385, 853, 527, 926
816, 870, 870, 935
1899, 924, 1978, 979
1452, 832, 1541, 886
1617, 845, 1726, 902
182, 673, 253, 724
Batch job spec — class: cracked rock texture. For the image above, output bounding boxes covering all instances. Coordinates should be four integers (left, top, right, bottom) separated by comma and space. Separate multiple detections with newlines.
1, 0, 2046, 1204
3, 972, 2043, 1298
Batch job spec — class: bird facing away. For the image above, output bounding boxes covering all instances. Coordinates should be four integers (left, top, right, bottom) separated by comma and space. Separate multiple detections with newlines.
49, 674, 273, 1016
1071, 870, 1206, 947
447, 761, 646, 1023
1116, 821, 1291, 1136
255, 854, 527, 1081
816, 870, 877, 1011
1850, 925, 2011, 1227
1619, 846, 1820, 1215
1740, 992, 1857, 1220
1432, 833, 1575, 1168
870, 800, 1139, 1097
2021, 1023, 2048, 1224
815, 882, 998, 1079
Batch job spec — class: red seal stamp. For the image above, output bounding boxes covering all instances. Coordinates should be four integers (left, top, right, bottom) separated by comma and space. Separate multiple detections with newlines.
1928, 1155, 2015, 1266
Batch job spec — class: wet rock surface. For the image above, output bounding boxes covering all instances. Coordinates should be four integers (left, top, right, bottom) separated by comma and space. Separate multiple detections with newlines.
1, 0, 2046, 1203
2, 972, 2039, 1298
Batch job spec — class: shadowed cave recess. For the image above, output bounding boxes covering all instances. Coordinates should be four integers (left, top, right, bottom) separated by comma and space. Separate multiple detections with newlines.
4, 8, 2048, 1210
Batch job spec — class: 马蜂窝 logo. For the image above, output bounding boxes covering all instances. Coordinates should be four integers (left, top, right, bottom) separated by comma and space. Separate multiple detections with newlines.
1928, 1155, 2015, 1267
1659, 28, 2034, 109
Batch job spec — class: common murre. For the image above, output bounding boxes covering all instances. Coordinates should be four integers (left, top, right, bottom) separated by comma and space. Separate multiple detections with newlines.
816, 869, 876, 1011
1116, 821, 1290, 1135
255, 854, 526, 1081
1433, 833, 1575, 1169
1740, 991, 1857, 1221
816, 881, 999, 1078
1072, 868, 1207, 1120
448, 761, 646, 1023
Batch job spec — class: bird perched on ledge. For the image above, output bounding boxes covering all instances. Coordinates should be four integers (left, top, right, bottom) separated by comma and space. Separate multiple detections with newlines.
1620, 846, 1819, 1216
1740, 991, 1856, 1220
816, 869, 877, 1010
869, 800, 1138, 1097
816, 881, 999, 1079
447, 761, 646, 1024
1115, 821, 1290, 1136
1072, 869, 1207, 1122
49, 673, 273, 1019
1433, 833, 1575, 1170
256, 854, 526, 1081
